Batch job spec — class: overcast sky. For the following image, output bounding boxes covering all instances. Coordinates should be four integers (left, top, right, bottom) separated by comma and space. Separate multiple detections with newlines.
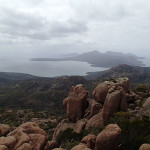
0, 0, 150, 58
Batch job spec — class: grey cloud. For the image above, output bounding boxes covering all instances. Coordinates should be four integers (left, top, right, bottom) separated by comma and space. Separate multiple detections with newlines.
49, 20, 88, 36
70, 0, 130, 22
0, 7, 88, 40
0, 0, 150, 58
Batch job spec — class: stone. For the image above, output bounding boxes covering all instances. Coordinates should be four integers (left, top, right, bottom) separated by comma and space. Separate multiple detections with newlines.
138, 97, 150, 118
71, 143, 87, 150
8, 122, 46, 137
53, 119, 74, 141
139, 144, 150, 150
86, 113, 104, 129
44, 140, 58, 150
87, 80, 128, 129
94, 124, 121, 150
101, 89, 127, 123
63, 98, 68, 108
0, 136, 16, 148
0, 124, 10, 136
64, 84, 88, 122
12, 131, 30, 149
52, 148, 66, 150
135, 107, 140, 111
74, 119, 87, 134
81, 134, 96, 149
135, 99, 141, 106
0, 145, 8, 150
86, 100, 102, 119
115, 78, 130, 93
29, 133, 46, 150
126, 91, 139, 103
0, 122, 47, 150
16, 143, 33, 150
92, 83, 109, 104
129, 104, 135, 109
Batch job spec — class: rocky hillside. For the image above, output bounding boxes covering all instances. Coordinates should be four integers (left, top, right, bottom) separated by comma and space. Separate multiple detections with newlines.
0, 76, 90, 110
86, 64, 150, 84
0, 78, 150, 150
0, 72, 35, 86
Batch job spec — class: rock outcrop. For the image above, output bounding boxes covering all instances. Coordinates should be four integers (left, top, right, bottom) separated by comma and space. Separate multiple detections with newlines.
81, 134, 96, 149
71, 124, 121, 150
71, 144, 87, 150
94, 124, 121, 150
85, 100, 102, 119
52, 148, 66, 150
138, 97, 150, 118
53, 119, 74, 141
86, 79, 128, 128
71, 144, 92, 150
63, 84, 88, 122
44, 140, 58, 150
73, 119, 87, 134
101, 89, 127, 123
92, 83, 109, 104
53, 118, 87, 141
0, 136, 16, 149
86, 113, 103, 129
0, 145, 8, 150
62, 78, 129, 130
0, 124, 11, 136
0, 122, 47, 150
139, 144, 150, 150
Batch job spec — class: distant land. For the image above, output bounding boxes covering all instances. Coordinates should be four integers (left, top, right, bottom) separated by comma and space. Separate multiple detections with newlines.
31, 50, 145, 67
86, 64, 150, 83
0, 72, 35, 85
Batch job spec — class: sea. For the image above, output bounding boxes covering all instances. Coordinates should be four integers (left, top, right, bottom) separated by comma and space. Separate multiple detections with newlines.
0, 58, 108, 77
0, 57, 149, 77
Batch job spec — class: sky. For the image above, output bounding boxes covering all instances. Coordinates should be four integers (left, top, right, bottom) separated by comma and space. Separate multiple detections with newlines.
0, 0, 150, 58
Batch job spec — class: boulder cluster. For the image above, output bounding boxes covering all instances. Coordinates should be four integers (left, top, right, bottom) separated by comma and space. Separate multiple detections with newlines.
62, 78, 131, 131
52, 78, 145, 149
0, 78, 149, 150
0, 122, 47, 150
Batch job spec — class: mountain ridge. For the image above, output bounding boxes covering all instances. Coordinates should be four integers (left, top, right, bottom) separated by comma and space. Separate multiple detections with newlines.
31, 50, 145, 67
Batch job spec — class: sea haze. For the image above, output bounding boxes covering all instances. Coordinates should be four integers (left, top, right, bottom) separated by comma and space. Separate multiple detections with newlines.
0, 51, 149, 77
0, 58, 108, 77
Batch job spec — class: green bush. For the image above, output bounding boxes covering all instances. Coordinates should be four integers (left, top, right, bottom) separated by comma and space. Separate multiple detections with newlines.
83, 126, 103, 137
57, 126, 103, 149
65, 141, 80, 150
57, 128, 83, 149
136, 84, 149, 93
108, 112, 150, 150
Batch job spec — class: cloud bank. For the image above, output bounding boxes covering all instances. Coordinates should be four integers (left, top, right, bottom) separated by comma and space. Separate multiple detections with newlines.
0, 0, 150, 58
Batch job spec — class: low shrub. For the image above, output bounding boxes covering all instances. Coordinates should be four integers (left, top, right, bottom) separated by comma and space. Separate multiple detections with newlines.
108, 112, 150, 150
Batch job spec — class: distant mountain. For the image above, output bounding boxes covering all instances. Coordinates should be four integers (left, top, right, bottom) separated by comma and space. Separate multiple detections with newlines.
31, 50, 145, 67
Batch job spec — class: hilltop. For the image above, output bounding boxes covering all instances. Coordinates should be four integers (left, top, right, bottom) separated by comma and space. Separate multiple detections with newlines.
86, 64, 150, 83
